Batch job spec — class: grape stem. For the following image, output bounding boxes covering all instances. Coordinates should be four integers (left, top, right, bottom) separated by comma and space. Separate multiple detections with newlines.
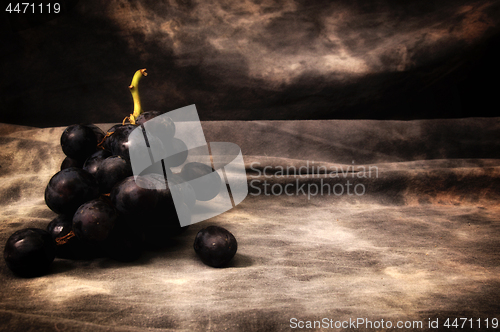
55, 231, 76, 245
128, 68, 148, 124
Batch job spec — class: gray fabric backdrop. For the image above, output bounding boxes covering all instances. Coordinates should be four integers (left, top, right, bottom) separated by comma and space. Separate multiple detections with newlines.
0, 118, 499, 331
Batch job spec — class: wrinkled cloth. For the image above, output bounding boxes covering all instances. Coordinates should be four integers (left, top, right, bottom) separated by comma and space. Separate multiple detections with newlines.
0, 118, 499, 331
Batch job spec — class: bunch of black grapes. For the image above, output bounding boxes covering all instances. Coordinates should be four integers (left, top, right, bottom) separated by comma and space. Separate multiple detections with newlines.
4, 112, 238, 277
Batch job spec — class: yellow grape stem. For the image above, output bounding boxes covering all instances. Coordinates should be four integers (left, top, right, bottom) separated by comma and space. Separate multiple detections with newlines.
128, 68, 147, 124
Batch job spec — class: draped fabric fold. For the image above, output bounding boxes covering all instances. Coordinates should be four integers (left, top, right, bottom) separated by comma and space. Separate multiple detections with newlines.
0, 119, 499, 331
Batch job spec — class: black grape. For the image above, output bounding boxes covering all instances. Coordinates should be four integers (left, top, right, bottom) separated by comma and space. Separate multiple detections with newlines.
142, 113, 175, 141
143, 201, 190, 249
73, 198, 118, 243
163, 138, 188, 169
47, 215, 74, 258
147, 173, 174, 208
45, 168, 99, 215
169, 173, 196, 210
47, 215, 102, 259
144, 175, 191, 240
180, 162, 221, 201
146, 174, 193, 220
83, 123, 105, 145
60, 124, 101, 161
106, 123, 122, 135
61, 156, 84, 170
95, 156, 133, 193
101, 124, 122, 152
135, 111, 161, 125
193, 226, 237, 268
47, 215, 73, 238
4, 228, 56, 277
83, 150, 112, 177
110, 176, 159, 216
107, 124, 137, 160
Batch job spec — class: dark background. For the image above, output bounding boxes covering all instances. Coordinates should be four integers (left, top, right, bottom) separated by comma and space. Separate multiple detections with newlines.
1, 0, 499, 127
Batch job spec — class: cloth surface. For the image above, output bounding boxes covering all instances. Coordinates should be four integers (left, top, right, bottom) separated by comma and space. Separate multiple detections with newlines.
0, 119, 499, 331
